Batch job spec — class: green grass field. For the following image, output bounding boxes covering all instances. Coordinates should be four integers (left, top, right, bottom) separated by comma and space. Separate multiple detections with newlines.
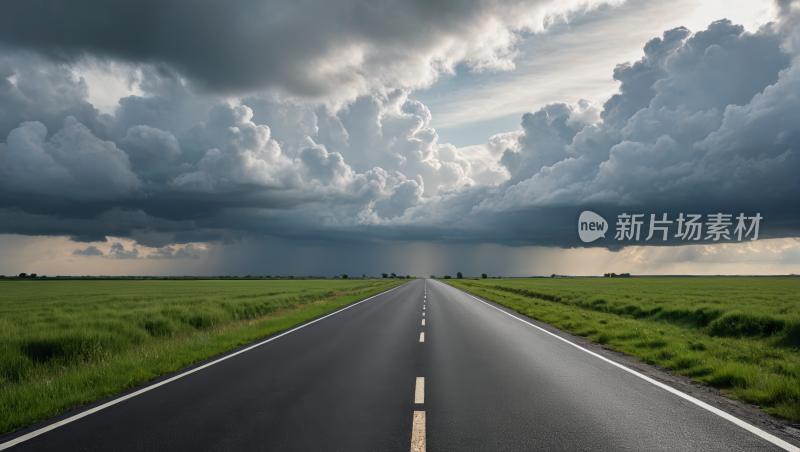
444, 277, 800, 422
0, 279, 406, 435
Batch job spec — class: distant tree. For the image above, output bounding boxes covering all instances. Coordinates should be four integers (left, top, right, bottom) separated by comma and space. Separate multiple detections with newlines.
245, 275, 251, 278
610, 273, 617, 278
362, 274, 366, 278
430, 275, 435, 278
551, 274, 556, 278
382, 273, 389, 278
390, 272, 395, 278
18, 273, 27, 278
288, 276, 294, 279
481, 273, 487, 279
603, 273, 609, 277
406, 275, 410, 279
341, 274, 348, 279
457, 272, 463, 279
444, 275, 451, 279
30, 273, 37, 278
265, 275, 271, 278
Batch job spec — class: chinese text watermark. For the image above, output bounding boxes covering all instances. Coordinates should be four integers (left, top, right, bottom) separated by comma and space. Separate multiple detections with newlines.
579, 211, 762, 243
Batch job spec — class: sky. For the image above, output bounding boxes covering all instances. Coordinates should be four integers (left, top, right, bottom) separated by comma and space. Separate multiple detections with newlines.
0, 0, 799, 277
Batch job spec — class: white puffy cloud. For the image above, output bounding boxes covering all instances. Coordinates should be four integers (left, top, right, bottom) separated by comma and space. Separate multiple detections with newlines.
165, 91, 487, 212
329, 93, 479, 196
171, 105, 301, 191
297, 138, 355, 191
368, 177, 426, 220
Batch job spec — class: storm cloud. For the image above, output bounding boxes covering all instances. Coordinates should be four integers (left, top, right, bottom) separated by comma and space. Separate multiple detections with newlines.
72, 245, 104, 256
0, 2, 799, 253
0, 0, 602, 97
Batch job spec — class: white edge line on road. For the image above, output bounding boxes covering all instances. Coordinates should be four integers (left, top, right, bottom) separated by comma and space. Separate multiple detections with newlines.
415, 377, 425, 404
436, 280, 800, 452
0, 282, 414, 451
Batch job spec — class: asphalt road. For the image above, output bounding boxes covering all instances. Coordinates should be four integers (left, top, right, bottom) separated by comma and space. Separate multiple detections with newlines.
1, 279, 795, 451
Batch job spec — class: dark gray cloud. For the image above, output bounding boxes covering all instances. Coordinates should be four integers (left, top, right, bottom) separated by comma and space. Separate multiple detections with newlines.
117, 126, 181, 178
0, 52, 112, 142
473, 19, 799, 246
0, 15, 798, 251
147, 244, 203, 260
72, 245, 104, 256
0, 0, 553, 97
0, 208, 201, 244
109, 242, 139, 259
600, 26, 692, 128
0, 117, 141, 200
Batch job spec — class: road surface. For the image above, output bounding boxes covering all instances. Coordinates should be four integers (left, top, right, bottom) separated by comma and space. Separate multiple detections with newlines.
1, 279, 796, 451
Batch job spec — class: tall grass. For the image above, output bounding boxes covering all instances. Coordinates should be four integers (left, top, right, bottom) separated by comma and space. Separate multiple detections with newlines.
445, 277, 800, 422
0, 279, 406, 434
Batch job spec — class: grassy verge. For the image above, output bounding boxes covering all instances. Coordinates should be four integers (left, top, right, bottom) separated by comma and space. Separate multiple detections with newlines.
0, 279, 407, 435
443, 277, 800, 422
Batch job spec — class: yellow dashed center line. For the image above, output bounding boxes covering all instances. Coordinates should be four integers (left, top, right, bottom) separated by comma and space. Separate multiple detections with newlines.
415, 377, 424, 404
411, 411, 426, 452
412, 284, 427, 451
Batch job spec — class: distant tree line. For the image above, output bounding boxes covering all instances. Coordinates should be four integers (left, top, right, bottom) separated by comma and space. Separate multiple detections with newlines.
429, 273, 494, 279
381, 273, 412, 279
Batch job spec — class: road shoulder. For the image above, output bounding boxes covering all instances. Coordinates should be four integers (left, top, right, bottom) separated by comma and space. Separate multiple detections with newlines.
442, 281, 800, 449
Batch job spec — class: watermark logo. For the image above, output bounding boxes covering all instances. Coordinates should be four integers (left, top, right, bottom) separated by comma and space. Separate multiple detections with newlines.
577, 211, 762, 243
578, 211, 608, 243
613, 213, 762, 242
